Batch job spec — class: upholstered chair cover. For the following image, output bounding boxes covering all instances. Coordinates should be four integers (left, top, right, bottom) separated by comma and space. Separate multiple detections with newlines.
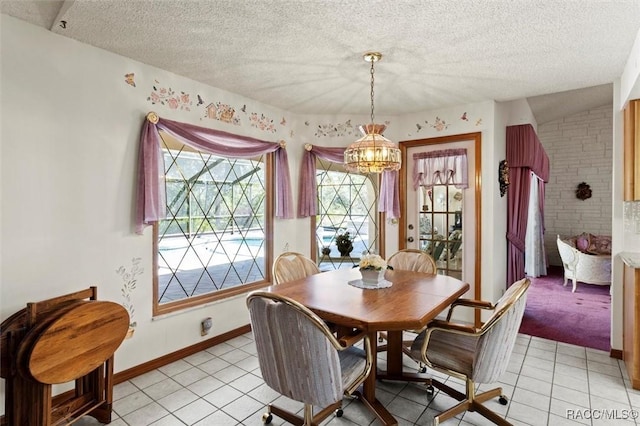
246, 292, 371, 424
272, 252, 321, 285
556, 235, 611, 293
387, 249, 437, 274
408, 278, 530, 425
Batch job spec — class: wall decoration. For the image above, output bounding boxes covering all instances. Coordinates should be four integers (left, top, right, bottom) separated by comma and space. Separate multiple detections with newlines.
148, 81, 192, 111
499, 160, 510, 197
426, 116, 449, 131
314, 119, 355, 137
416, 116, 450, 132
576, 182, 592, 200
197, 94, 204, 105
116, 257, 144, 338
280, 117, 287, 126
475, 118, 483, 126
250, 112, 276, 132
124, 73, 136, 87
461, 112, 468, 121
205, 102, 240, 125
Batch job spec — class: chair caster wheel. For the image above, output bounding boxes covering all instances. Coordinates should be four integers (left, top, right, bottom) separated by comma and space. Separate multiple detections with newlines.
498, 395, 508, 405
262, 413, 273, 424
336, 408, 343, 417
426, 385, 435, 396
419, 366, 427, 373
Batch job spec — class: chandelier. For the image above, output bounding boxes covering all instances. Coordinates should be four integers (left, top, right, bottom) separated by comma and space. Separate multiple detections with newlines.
344, 52, 401, 173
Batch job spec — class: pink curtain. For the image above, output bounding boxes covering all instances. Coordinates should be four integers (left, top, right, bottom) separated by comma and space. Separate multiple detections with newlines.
506, 124, 549, 286
136, 114, 293, 234
297, 144, 400, 218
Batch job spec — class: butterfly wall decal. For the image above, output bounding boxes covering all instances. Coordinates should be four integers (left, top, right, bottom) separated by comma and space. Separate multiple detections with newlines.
124, 73, 136, 87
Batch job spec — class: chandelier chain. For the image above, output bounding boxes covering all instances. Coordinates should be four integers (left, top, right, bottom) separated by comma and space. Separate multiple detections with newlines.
370, 59, 375, 124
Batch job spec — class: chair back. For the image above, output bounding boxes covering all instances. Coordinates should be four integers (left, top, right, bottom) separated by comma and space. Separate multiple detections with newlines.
272, 252, 321, 284
557, 235, 579, 274
387, 249, 436, 274
473, 278, 530, 383
246, 292, 343, 408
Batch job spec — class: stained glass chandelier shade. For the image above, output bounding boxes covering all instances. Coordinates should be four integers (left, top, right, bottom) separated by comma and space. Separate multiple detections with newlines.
344, 52, 401, 174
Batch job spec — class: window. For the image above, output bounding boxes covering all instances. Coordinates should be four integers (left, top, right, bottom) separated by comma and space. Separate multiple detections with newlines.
154, 137, 271, 315
314, 159, 380, 270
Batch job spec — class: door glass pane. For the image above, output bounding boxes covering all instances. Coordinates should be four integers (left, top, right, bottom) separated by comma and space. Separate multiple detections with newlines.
419, 184, 463, 277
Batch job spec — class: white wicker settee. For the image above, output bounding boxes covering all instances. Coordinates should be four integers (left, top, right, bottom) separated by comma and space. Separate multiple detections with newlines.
556, 234, 612, 293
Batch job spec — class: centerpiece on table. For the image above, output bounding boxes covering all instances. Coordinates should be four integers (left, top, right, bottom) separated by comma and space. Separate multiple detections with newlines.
351, 254, 394, 289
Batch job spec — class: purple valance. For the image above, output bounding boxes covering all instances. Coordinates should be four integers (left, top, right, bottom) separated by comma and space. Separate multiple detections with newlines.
297, 144, 400, 219
412, 148, 468, 190
136, 112, 293, 234
506, 124, 549, 182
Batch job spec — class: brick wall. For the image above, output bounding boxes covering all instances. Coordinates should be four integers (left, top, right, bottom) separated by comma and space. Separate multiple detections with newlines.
537, 104, 613, 266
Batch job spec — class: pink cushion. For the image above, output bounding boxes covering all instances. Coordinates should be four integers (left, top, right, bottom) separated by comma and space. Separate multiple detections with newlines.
576, 235, 590, 252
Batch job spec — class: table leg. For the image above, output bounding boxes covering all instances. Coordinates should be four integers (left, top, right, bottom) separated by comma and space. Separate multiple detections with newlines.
354, 332, 398, 425
386, 330, 403, 376
377, 330, 432, 384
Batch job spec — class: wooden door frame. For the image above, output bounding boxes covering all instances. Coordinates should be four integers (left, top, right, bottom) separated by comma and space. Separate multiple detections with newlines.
398, 132, 482, 326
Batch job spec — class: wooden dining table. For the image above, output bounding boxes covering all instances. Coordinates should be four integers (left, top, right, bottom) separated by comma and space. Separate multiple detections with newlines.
264, 267, 470, 425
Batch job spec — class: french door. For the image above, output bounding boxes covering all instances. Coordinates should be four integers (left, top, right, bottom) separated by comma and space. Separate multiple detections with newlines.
399, 133, 481, 306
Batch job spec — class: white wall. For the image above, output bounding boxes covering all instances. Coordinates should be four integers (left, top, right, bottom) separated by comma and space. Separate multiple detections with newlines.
538, 104, 614, 266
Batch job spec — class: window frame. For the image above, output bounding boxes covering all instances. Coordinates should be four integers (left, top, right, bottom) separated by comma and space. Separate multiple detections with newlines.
152, 138, 274, 317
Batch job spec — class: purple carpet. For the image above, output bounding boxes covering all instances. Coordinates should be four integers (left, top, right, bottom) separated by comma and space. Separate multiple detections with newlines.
519, 266, 611, 351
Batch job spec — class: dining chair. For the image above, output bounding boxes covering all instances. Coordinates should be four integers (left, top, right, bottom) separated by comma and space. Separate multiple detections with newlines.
272, 251, 320, 285
246, 291, 373, 425
408, 278, 530, 425
379, 249, 437, 364
387, 248, 437, 274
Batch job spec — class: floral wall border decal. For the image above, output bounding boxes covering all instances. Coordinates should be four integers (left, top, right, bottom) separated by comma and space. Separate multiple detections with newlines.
250, 112, 276, 133
315, 120, 356, 137
116, 257, 144, 338
147, 80, 192, 111
413, 111, 483, 135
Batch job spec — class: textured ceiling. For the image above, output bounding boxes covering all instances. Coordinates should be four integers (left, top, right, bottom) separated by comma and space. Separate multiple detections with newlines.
3, 0, 639, 123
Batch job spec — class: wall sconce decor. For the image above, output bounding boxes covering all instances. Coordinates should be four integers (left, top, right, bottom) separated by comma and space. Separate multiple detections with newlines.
576, 182, 592, 200
498, 160, 509, 197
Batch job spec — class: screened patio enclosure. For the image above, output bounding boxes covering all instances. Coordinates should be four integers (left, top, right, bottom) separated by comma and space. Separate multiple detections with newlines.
157, 148, 267, 304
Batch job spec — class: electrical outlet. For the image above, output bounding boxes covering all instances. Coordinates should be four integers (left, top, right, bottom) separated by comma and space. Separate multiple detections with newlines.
201, 317, 212, 336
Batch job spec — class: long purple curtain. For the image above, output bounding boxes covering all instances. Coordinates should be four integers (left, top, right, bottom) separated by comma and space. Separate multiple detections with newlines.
297, 144, 400, 218
136, 113, 293, 234
506, 124, 550, 286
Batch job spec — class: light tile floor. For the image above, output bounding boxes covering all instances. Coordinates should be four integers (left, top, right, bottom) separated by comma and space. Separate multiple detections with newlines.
75, 333, 640, 425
